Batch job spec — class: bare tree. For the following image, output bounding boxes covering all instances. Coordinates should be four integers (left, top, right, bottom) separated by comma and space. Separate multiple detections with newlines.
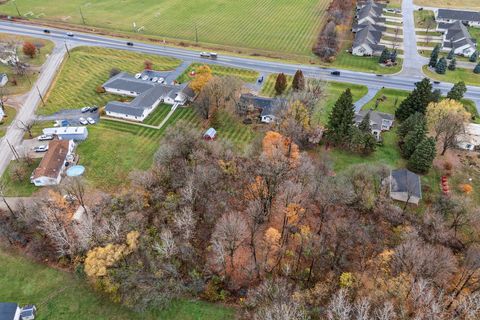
16, 119, 36, 139
63, 177, 88, 213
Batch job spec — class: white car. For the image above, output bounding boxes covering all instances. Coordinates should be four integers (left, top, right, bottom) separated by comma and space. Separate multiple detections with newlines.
38, 134, 54, 141
152, 77, 158, 82
34, 145, 49, 152
81, 106, 90, 113
135, 73, 142, 79
66, 32, 74, 37
79, 117, 88, 125
87, 117, 96, 125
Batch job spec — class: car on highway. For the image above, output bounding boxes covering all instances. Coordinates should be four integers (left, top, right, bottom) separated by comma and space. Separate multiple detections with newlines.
66, 32, 74, 37
90, 106, 99, 113
434, 81, 441, 84
331, 71, 341, 76
126, 42, 134, 46
34, 145, 49, 153
87, 117, 96, 125
258, 76, 264, 83
81, 106, 91, 113
200, 52, 218, 59
376, 74, 383, 77
38, 134, 54, 141
43, 29, 50, 33
79, 117, 88, 125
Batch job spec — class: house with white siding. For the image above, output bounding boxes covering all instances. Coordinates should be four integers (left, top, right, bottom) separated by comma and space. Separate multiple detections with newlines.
351, 0, 387, 56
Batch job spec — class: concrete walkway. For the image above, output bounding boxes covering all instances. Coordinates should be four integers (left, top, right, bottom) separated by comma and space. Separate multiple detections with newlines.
354, 88, 380, 112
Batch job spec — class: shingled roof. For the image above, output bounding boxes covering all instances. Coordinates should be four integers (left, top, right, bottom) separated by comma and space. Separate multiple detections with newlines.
32, 140, 70, 180
437, 9, 480, 23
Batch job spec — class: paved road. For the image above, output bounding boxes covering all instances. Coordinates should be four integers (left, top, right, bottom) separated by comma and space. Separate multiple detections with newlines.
0, 42, 66, 178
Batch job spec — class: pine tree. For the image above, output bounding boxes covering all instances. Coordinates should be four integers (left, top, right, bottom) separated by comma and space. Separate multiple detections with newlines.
447, 81, 467, 101
360, 132, 377, 155
390, 50, 398, 63
435, 57, 447, 74
429, 44, 440, 67
447, 49, 455, 60
274, 73, 287, 95
379, 48, 390, 64
358, 112, 371, 133
448, 57, 456, 71
408, 137, 436, 174
292, 70, 305, 91
431, 89, 442, 103
469, 51, 478, 63
397, 112, 426, 142
401, 123, 426, 159
326, 89, 355, 146
395, 78, 434, 121
474, 63, 480, 74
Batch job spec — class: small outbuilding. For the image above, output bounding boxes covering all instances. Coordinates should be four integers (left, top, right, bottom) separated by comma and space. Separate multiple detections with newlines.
389, 168, 422, 205
43, 127, 88, 141
203, 128, 217, 140
0, 73, 8, 87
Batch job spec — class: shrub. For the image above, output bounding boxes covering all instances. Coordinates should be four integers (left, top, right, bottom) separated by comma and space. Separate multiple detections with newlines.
95, 85, 106, 93
22, 41, 37, 58
460, 184, 473, 194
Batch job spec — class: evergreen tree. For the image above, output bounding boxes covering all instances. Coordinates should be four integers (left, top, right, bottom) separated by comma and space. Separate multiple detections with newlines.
350, 127, 377, 155
358, 112, 371, 133
390, 50, 398, 63
274, 73, 287, 95
435, 57, 447, 74
401, 123, 426, 159
429, 44, 440, 67
474, 63, 480, 74
447, 49, 455, 60
408, 137, 436, 174
326, 89, 355, 146
470, 51, 478, 63
447, 81, 467, 101
397, 112, 426, 142
395, 78, 434, 121
431, 89, 442, 103
292, 70, 305, 91
379, 48, 390, 64
448, 57, 456, 71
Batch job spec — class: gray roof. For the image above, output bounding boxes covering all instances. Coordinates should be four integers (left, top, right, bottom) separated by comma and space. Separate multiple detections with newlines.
390, 169, 422, 199
240, 93, 286, 117
0, 303, 18, 320
355, 110, 394, 131
353, 23, 385, 52
443, 21, 477, 50
102, 72, 156, 94
356, 0, 386, 20
437, 9, 480, 23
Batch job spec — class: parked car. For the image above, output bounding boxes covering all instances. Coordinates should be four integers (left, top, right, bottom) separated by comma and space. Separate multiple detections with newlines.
81, 106, 91, 113
87, 117, 96, 125
38, 134, 54, 141
418, 7, 424, 11
20, 305, 37, 320
90, 106, 98, 113
66, 32, 74, 37
376, 74, 383, 77
126, 42, 134, 46
43, 29, 50, 33
433, 81, 441, 84
258, 76, 264, 83
34, 145, 49, 153
331, 71, 341, 76
79, 117, 88, 125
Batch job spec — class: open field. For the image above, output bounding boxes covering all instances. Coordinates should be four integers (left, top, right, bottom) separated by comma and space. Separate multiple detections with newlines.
176, 63, 259, 83
0, 0, 327, 57
414, 0, 480, 10
423, 66, 480, 87
0, 159, 40, 196
0, 106, 17, 137
0, 248, 235, 320
39, 47, 181, 115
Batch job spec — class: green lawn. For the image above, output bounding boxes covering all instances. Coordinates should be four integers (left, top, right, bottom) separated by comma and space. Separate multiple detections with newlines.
143, 104, 173, 126
423, 65, 480, 86
176, 63, 259, 84
361, 88, 410, 114
0, 0, 328, 57
0, 249, 235, 320
462, 99, 480, 124
414, 0, 480, 10
0, 106, 17, 138
468, 27, 480, 45
39, 46, 181, 115
213, 111, 257, 147
414, 10, 436, 29
0, 159, 40, 196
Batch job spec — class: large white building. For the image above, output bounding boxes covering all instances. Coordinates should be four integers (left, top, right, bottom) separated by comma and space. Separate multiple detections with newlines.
436, 9, 480, 28
435, 9, 479, 57
43, 127, 88, 141
102, 71, 195, 122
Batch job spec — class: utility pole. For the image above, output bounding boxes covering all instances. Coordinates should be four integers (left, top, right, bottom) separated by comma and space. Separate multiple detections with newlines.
195, 24, 198, 44
36, 85, 45, 106
6, 139, 20, 161
79, 6, 86, 25
13, 1, 21, 16
65, 42, 70, 58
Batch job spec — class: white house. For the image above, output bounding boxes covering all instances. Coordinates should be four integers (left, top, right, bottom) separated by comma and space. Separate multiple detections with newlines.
43, 126, 88, 141
102, 72, 195, 122
0, 107, 5, 122
354, 110, 394, 140
31, 139, 75, 187
0, 73, 8, 87
436, 9, 480, 28
457, 123, 480, 151
438, 21, 477, 57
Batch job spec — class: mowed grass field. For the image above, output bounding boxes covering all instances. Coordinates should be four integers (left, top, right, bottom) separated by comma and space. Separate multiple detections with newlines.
414, 0, 480, 10
0, 0, 328, 56
0, 249, 235, 320
40, 47, 181, 115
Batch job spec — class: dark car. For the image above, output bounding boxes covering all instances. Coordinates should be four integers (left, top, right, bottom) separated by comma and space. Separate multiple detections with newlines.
126, 42, 134, 46
258, 76, 264, 83
43, 29, 50, 33
90, 106, 99, 113
376, 74, 383, 77
433, 81, 441, 84
331, 71, 341, 76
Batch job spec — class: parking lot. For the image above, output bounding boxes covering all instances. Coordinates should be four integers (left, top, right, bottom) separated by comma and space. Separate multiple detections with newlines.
36, 107, 100, 126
